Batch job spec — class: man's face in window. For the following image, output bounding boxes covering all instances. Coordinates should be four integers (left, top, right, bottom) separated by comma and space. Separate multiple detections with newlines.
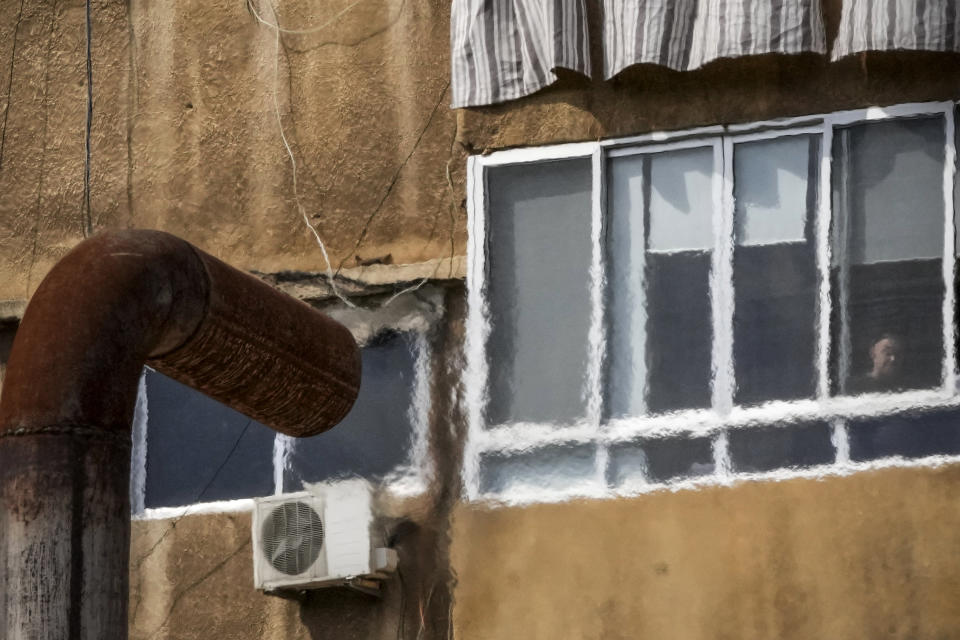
870, 336, 902, 380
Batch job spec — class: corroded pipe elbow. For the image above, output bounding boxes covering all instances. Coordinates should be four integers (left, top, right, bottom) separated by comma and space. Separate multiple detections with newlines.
0, 228, 360, 438
0, 229, 360, 640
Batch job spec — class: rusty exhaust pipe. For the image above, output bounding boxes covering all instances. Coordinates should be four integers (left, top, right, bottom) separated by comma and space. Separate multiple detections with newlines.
0, 230, 360, 639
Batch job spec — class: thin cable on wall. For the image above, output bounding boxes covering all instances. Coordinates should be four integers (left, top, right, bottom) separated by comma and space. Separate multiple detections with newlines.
248, 0, 440, 309
251, 0, 359, 308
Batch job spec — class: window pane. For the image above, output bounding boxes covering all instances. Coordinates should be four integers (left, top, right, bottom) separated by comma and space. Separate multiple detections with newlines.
849, 407, 960, 461
284, 331, 420, 490
607, 436, 714, 486
733, 135, 819, 405
479, 444, 597, 495
486, 159, 592, 425
606, 147, 714, 417
144, 369, 275, 509
728, 421, 834, 473
831, 116, 946, 395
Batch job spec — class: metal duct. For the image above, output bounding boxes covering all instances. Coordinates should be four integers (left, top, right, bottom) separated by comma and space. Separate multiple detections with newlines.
0, 229, 361, 639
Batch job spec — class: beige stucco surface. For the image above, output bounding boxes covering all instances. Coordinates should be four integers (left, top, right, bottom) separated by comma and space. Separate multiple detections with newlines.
451, 465, 960, 640
0, 0, 463, 304
129, 490, 455, 640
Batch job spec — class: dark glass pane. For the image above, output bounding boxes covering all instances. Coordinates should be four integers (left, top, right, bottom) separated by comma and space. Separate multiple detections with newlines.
144, 369, 275, 508
486, 159, 592, 425
831, 117, 946, 395
728, 422, 834, 473
646, 252, 713, 412
479, 443, 597, 495
606, 148, 714, 417
849, 407, 960, 461
0, 324, 15, 387
607, 436, 714, 485
643, 436, 715, 482
733, 135, 819, 405
284, 331, 420, 489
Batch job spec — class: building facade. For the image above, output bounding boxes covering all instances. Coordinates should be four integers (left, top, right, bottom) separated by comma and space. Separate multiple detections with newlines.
2, 0, 960, 638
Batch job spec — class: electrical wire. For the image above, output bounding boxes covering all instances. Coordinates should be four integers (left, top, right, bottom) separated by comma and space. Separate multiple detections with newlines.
259, 0, 356, 308
248, 0, 448, 309
132, 418, 254, 570
247, 0, 364, 35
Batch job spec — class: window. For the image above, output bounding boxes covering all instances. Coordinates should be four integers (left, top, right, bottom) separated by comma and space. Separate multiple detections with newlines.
130, 330, 431, 516
465, 102, 960, 502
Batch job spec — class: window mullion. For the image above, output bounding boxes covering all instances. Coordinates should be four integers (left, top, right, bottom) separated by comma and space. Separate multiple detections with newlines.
941, 106, 957, 394
130, 369, 149, 516
816, 121, 835, 400
589, 145, 609, 488
711, 138, 735, 478
463, 156, 488, 501
712, 138, 735, 416
273, 434, 291, 495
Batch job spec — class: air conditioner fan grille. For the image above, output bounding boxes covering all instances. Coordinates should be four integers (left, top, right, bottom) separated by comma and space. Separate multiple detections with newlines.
261, 501, 324, 576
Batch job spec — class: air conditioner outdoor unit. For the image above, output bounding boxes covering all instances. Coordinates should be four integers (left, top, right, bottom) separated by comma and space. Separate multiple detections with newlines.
252, 480, 398, 592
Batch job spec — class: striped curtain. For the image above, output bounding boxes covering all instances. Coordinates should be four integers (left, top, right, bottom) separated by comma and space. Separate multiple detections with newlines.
450, 0, 958, 108
832, 0, 960, 59
450, 0, 592, 108
604, 0, 827, 78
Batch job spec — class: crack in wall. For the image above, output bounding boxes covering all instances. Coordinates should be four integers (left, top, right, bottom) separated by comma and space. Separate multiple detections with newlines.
0, 0, 25, 174
125, 0, 140, 229
335, 79, 452, 278
145, 537, 252, 639
25, 4, 56, 299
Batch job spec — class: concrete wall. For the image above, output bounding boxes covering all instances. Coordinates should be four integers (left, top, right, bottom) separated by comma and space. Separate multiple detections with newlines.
0, 0, 464, 305
451, 465, 960, 640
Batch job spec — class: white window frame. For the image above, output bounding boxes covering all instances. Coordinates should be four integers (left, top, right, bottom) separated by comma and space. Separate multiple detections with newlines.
465, 101, 960, 504
131, 331, 434, 520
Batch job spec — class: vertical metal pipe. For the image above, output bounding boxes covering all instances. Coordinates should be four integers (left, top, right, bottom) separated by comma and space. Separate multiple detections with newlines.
0, 230, 360, 639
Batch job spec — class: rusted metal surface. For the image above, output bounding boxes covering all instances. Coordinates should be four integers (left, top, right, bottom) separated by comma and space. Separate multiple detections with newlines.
150, 247, 359, 437
0, 229, 360, 639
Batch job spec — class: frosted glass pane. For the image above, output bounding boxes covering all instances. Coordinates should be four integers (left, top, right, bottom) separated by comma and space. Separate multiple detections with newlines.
849, 407, 960, 461
647, 147, 715, 252
606, 149, 714, 418
732, 135, 819, 405
605, 155, 648, 417
479, 444, 597, 494
831, 116, 946, 395
644, 437, 714, 481
486, 159, 592, 425
833, 117, 945, 265
284, 332, 418, 489
735, 136, 810, 246
144, 370, 275, 508
728, 422, 834, 473
607, 437, 714, 486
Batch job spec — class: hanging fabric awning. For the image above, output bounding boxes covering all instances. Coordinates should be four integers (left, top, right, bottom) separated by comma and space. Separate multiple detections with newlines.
450, 0, 592, 108
832, 0, 960, 60
604, 0, 826, 78
451, 0, 960, 109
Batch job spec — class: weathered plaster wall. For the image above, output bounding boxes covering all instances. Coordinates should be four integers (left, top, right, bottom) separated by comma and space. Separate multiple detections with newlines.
129, 499, 451, 640
0, 0, 464, 304
451, 465, 960, 640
